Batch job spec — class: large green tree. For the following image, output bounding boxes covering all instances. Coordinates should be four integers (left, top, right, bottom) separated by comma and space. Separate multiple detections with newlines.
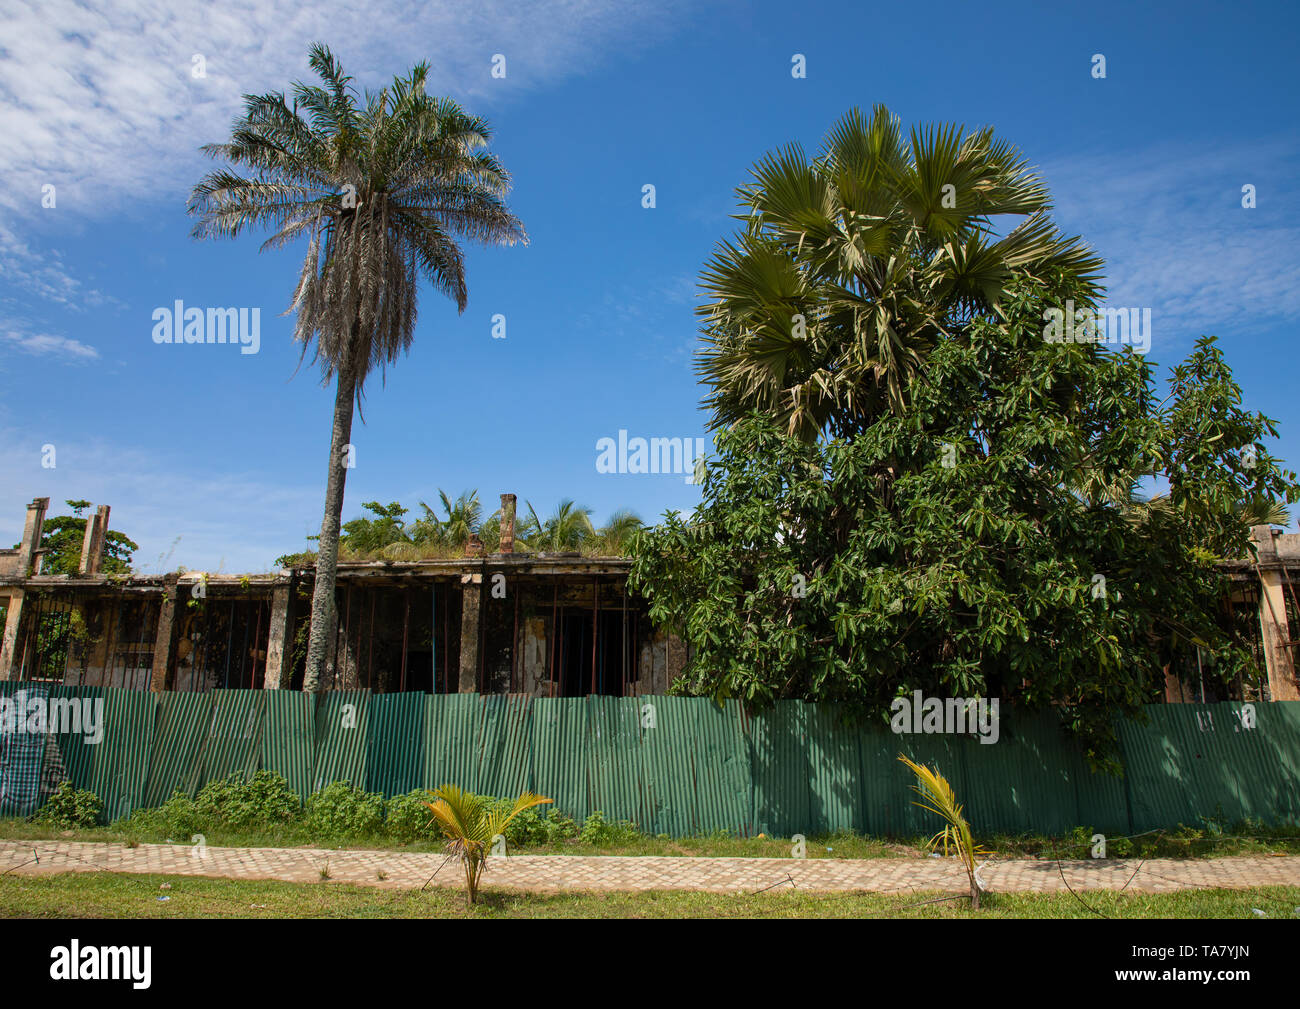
630, 273, 1297, 768
189, 45, 526, 691
14, 500, 138, 575
696, 105, 1103, 441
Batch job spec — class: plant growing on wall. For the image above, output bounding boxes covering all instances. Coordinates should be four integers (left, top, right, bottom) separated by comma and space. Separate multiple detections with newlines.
422, 784, 552, 906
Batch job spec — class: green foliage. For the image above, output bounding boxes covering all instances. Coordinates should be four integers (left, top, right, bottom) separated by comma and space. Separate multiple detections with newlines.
578, 810, 641, 846
129, 791, 203, 839
33, 781, 102, 829
630, 271, 1299, 770
287, 491, 640, 561
304, 781, 385, 839
194, 772, 300, 830
341, 501, 412, 553
696, 105, 1104, 440
14, 500, 138, 574
384, 789, 442, 842
496, 805, 578, 846
520, 499, 595, 552
128, 773, 300, 837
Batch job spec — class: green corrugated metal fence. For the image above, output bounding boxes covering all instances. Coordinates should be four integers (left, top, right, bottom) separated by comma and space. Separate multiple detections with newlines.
3, 685, 1299, 837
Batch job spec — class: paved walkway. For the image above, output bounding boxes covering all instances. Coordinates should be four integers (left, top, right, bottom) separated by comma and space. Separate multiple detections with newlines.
2, 840, 1298, 894
0, 837, 1294, 894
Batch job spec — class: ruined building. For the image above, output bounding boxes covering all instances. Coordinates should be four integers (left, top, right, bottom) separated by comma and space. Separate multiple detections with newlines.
2, 495, 1297, 703
0, 496, 688, 696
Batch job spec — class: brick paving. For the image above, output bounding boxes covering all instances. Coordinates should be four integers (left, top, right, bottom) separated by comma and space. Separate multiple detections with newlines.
1, 840, 1298, 894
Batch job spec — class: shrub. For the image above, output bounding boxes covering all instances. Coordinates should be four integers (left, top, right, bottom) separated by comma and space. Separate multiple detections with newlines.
129, 790, 202, 839
305, 781, 385, 839
194, 771, 300, 830
33, 781, 101, 829
579, 810, 640, 846
385, 789, 442, 842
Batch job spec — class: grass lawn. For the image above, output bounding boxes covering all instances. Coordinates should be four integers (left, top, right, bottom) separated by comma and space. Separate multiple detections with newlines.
3, 819, 1297, 861
1, 872, 1298, 918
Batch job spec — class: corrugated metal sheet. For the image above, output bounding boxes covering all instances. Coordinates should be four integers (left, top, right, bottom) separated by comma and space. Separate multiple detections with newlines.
261, 691, 315, 801
366, 692, 426, 797
748, 700, 810, 837
803, 702, 863, 835
45, 683, 105, 799
529, 697, 588, 819
144, 691, 214, 805
475, 693, 533, 799
424, 693, 481, 793
89, 688, 157, 822
1117, 702, 1300, 832
5, 682, 1299, 836
585, 695, 641, 824
312, 690, 369, 792
691, 698, 751, 835
198, 690, 265, 788
637, 694, 697, 836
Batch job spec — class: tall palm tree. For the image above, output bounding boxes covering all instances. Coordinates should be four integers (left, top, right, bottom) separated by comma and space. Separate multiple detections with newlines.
697, 105, 1103, 441
188, 45, 525, 692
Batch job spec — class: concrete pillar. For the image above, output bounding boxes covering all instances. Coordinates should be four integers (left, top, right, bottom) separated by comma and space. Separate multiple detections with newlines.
149, 578, 178, 692
78, 504, 110, 576
500, 494, 517, 554
16, 498, 49, 577
263, 584, 293, 689
1253, 525, 1300, 701
459, 573, 482, 693
0, 588, 26, 680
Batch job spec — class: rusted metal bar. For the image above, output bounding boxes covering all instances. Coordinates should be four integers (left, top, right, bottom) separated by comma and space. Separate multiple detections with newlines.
591, 576, 598, 696
239, 600, 252, 690
354, 586, 364, 691
367, 589, 376, 692
105, 596, 122, 689
222, 598, 236, 689
549, 584, 559, 698
430, 581, 437, 693
251, 599, 264, 690
196, 600, 211, 692
400, 587, 410, 693
511, 585, 519, 694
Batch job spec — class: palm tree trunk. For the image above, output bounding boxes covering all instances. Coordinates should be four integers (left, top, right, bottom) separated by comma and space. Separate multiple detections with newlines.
302, 361, 357, 692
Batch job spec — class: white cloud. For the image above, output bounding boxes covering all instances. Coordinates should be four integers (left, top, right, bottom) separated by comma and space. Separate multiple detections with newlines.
0, 327, 100, 360
1042, 139, 1300, 352
0, 0, 686, 219
0, 222, 119, 312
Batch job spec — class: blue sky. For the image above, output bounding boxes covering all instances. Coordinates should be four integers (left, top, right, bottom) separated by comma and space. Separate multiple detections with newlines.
1, 0, 1297, 572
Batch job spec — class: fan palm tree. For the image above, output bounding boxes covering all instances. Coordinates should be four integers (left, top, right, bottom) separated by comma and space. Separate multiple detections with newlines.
697, 105, 1103, 441
1238, 496, 1290, 528
188, 46, 525, 691
422, 784, 552, 906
